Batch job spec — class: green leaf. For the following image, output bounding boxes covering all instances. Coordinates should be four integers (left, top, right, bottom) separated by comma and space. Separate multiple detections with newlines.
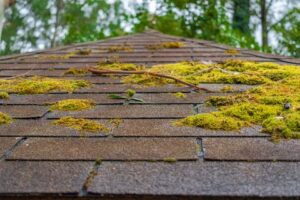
108, 94, 127, 99
131, 97, 144, 103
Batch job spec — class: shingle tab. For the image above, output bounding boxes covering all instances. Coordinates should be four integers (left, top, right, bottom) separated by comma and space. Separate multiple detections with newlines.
88, 161, 300, 197
48, 105, 196, 119
8, 138, 198, 161
203, 138, 300, 161
0, 161, 93, 194
0, 137, 20, 157
0, 106, 49, 119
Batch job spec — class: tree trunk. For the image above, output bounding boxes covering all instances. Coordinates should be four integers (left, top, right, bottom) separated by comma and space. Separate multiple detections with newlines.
260, 0, 268, 51
0, 0, 15, 41
232, 0, 250, 34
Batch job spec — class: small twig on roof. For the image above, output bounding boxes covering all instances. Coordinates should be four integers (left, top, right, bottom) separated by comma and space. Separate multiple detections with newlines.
88, 67, 213, 93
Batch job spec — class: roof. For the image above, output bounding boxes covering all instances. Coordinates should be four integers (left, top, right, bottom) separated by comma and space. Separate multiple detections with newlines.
0, 30, 300, 199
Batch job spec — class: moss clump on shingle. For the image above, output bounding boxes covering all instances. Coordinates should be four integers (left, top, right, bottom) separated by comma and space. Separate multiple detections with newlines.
163, 157, 177, 163
175, 70, 300, 140
0, 91, 9, 99
50, 99, 95, 111
0, 112, 12, 126
173, 92, 186, 99
174, 112, 248, 131
95, 63, 144, 71
53, 116, 109, 133
145, 41, 184, 50
0, 76, 90, 94
64, 68, 89, 76
108, 44, 133, 53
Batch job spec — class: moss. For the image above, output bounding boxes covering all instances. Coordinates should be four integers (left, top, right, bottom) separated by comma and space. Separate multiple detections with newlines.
39, 52, 76, 60
145, 41, 184, 50
0, 112, 12, 126
221, 103, 282, 123
0, 91, 9, 99
224, 49, 240, 55
163, 157, 177, 163
76, 48, 92, 55
174, 112, 248, 131
109, 118, 123, 128
221, 85, 234, 93
64, 68, 89, 76
108, 44, 133, 53
50, 99, 95, 111
0, 76, 90, 94
53, 116, 109, 133
95, 63, 144, 71
173, 92, 186, 99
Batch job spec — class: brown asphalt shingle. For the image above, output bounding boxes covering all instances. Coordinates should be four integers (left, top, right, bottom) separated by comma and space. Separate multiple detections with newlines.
1, 30, 300, 199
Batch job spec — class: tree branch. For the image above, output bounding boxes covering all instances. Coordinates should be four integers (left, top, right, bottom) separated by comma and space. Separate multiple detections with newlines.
88, 67, 213, 93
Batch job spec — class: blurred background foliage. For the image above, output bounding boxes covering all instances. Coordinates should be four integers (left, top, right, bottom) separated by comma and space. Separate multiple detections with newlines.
1, 0, 299, 57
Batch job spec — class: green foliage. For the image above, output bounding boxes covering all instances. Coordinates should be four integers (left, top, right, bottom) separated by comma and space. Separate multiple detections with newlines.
108, 89, 144, 103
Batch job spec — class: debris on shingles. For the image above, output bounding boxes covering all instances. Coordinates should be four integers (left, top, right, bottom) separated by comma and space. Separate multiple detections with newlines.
0, 91, 9, 99
50, 99, 95, 111
224, 49, 240, 55
108, 89, 144, 103
53, 116, 109, 133
107, 43, 133, 53
0, 112, 12, 126
145, 41, 184, 50
173, 92, 186, 99
163, 157, 177, 163
64, 67, 89, 76
175, 60, 300, 139
0, 76, 90, 94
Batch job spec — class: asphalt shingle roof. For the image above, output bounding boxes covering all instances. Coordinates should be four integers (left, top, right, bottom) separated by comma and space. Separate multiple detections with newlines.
0, 30, 300, 199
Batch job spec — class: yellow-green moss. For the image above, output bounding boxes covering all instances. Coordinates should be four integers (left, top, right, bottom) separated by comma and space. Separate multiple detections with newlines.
0, 76, 90, 94
173, 92, 186, 99
64, 68, 89, 76
145, 41, 184, 50
53, 116, 109, 133
163, 157, 177, 163
95, 63, 144, 71
76, 48, 92, 55
0, 112, 12, 126
50, 99, 95, 111
0, 91, 9, 99
174, 112, 248, 131
221, 85, 234, 93
224, 49, 240, 55
108, 44, 133, 53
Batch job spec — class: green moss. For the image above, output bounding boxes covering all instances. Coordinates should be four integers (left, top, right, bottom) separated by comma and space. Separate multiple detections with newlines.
174, 112, 248, 131
50, 99, 95, 111
221, 85, 234, 92
173, 92, 186, 99
221, 103, 282, 123
224, 49, 240, 55
0, 112, 12, 126
95, 63, 144, 71
0, 91, 9, 99
145, 41, 184, 50
64, 68, 89, 76
53, 116, 109, 133
163, 157, 177, 163
0, 76, 90, 94
76, 48, 92, 55
108, 44, 133, 53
